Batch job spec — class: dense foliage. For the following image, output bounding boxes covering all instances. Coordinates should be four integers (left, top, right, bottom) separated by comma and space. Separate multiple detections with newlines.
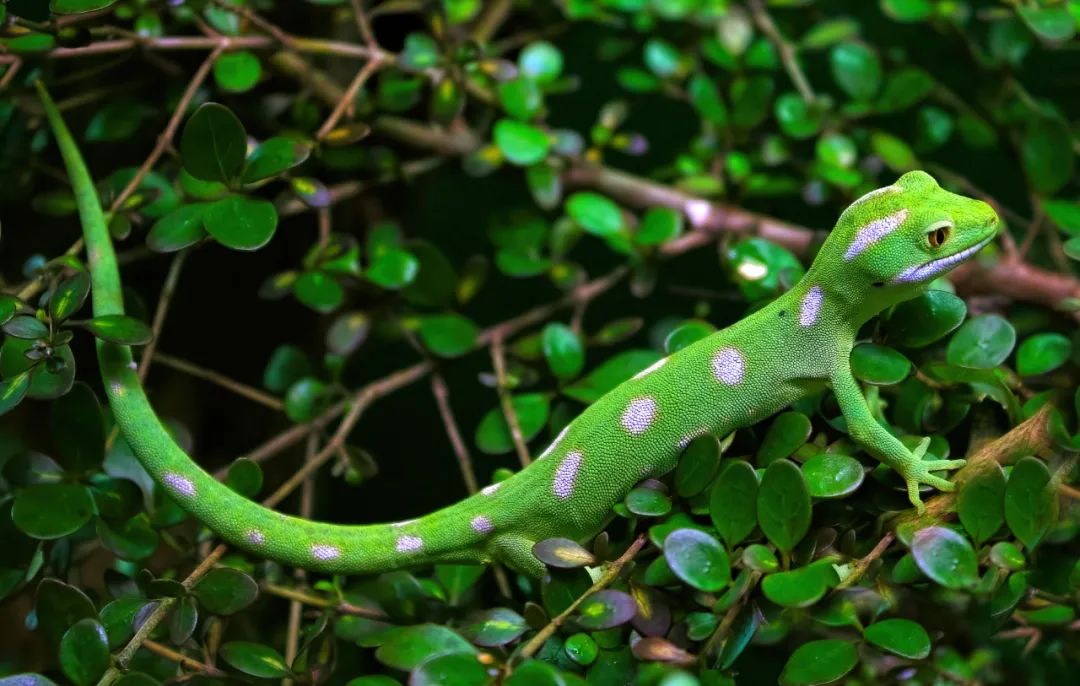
2, 0, 1080, 684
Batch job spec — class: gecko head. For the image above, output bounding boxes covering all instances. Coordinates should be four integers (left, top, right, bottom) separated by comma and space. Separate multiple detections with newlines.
823, 170, 999, 300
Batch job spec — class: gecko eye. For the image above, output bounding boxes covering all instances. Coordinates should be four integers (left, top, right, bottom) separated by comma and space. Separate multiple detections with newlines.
927, 224, 951, 248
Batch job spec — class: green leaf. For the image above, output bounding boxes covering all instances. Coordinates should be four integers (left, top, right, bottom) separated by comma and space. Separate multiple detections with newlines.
213, 50, 262, 93
1018, 6, 1076, 42
946, 315, 1016, 369
1022, 117, 1074, 194
871, 131, 917, 171
636, 207, 684, 246
801, 19, 859, 49
727, 238, 804, 301
762, 557, 839, 608
35, 579, 97, 644
519, 41, 563, 84
886, 290, 967, 348
775, 92, 823, 139
710, 460, 758, 548
203, 195, 278, 251
419, 314, 479, 358
675, 434, 722, 498
96, 514, 159, 561
802, 453, 865, 498
494, 119, 550, 166
242, 136, 311, 184
12, 483, 94, 539
294, 271, 343, 313
0, 371, 30, 417
779, 639, 858, 686
460, 607, 527, 647
644, 38, 684, 78
757, 460, 811, 553
375, 624, 476, 671
957, 463, 1005, 545
410, 652, 489, 686
475, 393, 549, 454
193, 567, 259, 614
284, 377, 328, 422
226, 457, 263, 498
400, 33, 440, 71
263, 345, 310, 393
664, 320, 715, 354
50, 0, 118, 13
881, 0, 933, 22
402, 240, 458, 308
179, 103, 247, 183
756, 411, 812, 466
326, 312, 371, 356
910, 526, 978, 589
1004, 456, 1056, 549
663, 528, 730, 592
864, 618, 931, 659
49, 271, 90, 322
147, 203, 208, 253
687, 73, 728, 126
59, 619, 109, 686
1042, 199, 1080, 236
1016, 333, 1072, 376
3, 315, 47, 339
82, 314, 153, 345
563, 633, 598, 666
576, 589, 638, 630
532, 537, 596, 568
0, 295, 21, 326
563, 350, 661, 404
830, 42, 882, 100
542, 323, 584, 380
367, 248, 419, 289
1, 338, 75, 399
625, 486, 672, 517
51, 381, 104, 472
850, 343, 911, 385
565, 192, 624, 237
220, 641, 292, 678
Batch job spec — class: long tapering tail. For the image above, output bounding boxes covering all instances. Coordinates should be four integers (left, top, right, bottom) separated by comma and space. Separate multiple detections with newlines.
37, 82, 489, 575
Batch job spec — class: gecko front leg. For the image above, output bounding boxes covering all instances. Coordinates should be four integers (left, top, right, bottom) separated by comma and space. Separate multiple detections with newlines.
830, 366, 964, 511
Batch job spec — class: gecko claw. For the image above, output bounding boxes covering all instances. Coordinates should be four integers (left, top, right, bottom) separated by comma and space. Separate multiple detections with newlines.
898, 441, 966, 512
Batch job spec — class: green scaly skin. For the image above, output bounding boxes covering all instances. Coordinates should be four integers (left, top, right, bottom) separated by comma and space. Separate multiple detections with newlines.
38, 83, 1000, 578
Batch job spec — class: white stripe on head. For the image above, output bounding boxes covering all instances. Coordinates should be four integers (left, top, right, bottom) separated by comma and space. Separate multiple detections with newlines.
844, 209, 909, 261
849, 184, 899, 209
892, 236, 993, 284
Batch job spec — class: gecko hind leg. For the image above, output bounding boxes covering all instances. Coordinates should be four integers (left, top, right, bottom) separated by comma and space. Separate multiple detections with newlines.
490, 533, 546, 579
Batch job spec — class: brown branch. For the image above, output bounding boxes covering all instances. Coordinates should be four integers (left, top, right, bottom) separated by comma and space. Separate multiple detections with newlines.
138, 250, 188, 383
348, 0, 379, 49
490, 333, 532, 468
431, 373, 479, 494
834, 532, 895, 591
748, 0, 815, 103
891, 405, 1055, 532
262, 583, 388, 620
315, 56, 383, 141
142, 640, 226, 678
40, 34, 376, 60
151, 352, 284, 412
110, 46, 222, 214
514, 534, 648, 663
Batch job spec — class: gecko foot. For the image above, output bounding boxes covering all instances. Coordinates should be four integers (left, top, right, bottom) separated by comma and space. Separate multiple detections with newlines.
896, 438, 966, 512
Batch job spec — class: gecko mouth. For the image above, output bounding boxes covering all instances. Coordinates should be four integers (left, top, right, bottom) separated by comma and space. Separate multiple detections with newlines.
891, 234, 995, 285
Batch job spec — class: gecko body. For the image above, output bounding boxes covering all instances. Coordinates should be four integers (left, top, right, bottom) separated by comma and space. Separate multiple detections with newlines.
39, 84, 999, 577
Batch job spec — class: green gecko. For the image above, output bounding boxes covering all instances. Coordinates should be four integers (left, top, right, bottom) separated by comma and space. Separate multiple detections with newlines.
38, 83, 1000, 578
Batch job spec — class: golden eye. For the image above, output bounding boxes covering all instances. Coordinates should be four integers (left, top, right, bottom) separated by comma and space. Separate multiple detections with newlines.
928, 225, 950, 248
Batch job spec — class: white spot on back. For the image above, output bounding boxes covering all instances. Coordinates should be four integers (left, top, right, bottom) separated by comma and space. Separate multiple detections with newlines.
311, 544, 340, 560
396, 535, 423, 553
621, 397, 658, 435
481, 483, 501, 496
553, 451, 583, 500
799, 286, 824, 327
391, 519, 417, 528
246, 530, 265, 545
678, 427, 710, 450
633, 357, 667, 380
470, 515, 494, 534
163, 472, 195, 497
110, 381, 125, 397
844, 209, 909, 261
538, 426, 570, 460
712, 347, 745, 386
127, 360, 139, 371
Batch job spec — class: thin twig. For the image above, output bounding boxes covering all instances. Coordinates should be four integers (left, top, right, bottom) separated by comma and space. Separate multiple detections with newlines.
490, 333, 531, 468
315, 57, 383, 141
348, 0, 379, 49
431, 373, 479, 494
834, 532, 895, 591
262, 583, 388, 620
110, 46, 223, 214
283, 435, 318, 686
142, 640, 226, 677
152, 352, 284, 412
471, 0, 513, 43
748, 0, 815, 103
139, 250, 188, 382
514, 535, 648, 663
